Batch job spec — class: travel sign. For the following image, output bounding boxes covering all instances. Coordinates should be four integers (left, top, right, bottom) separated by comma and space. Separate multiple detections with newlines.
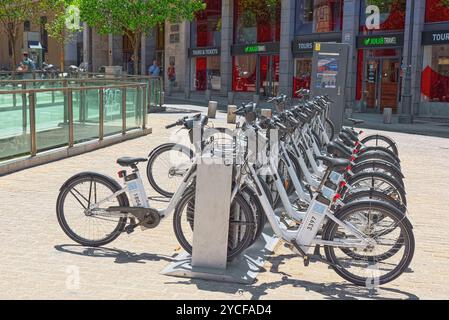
231, 42, 280, 55
357, 34, 404, 48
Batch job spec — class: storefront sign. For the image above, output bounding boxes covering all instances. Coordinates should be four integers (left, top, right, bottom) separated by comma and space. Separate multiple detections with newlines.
189, 47, 220, 57
357, 34, 404, 48
231, 42, 280, 55
422, 30, 449, 45
292, 40, 314, 53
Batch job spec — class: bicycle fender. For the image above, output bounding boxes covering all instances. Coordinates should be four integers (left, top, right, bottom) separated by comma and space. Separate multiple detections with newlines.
59, 172, 122, 192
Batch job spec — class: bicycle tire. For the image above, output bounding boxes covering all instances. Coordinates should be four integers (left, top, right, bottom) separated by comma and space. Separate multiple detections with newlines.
56, 173, 128, 247
361, 134, 399, 156
172, 187, 256, 261
347, 171, 407, 206
322, 200, 414, 286
146, 143, 194, 198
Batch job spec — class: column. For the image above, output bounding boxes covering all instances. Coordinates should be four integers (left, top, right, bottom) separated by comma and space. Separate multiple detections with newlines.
164, 21, 190, 92
279, 0, 296, 97
220, 0, 234, 95
398, 0, 423, 122
108, 34, 123, 67
82, 23, 91, 70
410, 0, 426, 117
341, 0, 360, 114
141, 29, 157, 76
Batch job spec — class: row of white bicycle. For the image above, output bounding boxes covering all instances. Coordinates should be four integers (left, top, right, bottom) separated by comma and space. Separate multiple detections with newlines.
56, 90, 414, 287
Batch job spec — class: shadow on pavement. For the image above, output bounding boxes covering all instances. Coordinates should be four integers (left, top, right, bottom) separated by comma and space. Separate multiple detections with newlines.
54, 244, 177, 265
165, 253, 419, 300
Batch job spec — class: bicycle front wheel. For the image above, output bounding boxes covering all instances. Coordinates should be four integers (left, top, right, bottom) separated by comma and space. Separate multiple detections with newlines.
147, 143, 194, 198
323, 201, 415, 286
173, 186, 256, 261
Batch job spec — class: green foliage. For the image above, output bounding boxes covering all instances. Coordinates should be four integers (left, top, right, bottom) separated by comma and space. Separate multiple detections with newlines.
78, 0, 204, 37
41, 0, 82, 45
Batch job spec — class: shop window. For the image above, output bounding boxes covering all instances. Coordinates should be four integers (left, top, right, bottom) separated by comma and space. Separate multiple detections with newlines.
425, 0, 449, 23
232, 54, 257, 92
359, 0, 406, 32
422, 44, 449, 102
194, 56, 221, 91
295, 0, 343, 35
234, 0, 281, 44
293, 57, 312, 97
192, 0, 222, 48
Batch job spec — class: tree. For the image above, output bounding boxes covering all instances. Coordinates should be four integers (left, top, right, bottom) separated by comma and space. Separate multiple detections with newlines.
0, 0, 41, 71
77, 0, 205, 75
41, 0, 82, 71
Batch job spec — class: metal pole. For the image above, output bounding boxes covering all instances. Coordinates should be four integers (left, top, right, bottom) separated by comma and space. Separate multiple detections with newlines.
399, 0, 414, 124
29, 92, 37, 156
99, 88, 104, 140
142, 85, 147, 130
68, 89, 74, 147
122, 88, 127, 134
22, 82, 27, 133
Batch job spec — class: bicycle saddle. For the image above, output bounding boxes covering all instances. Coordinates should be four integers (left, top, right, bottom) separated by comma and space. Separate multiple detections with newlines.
347, 118, 365, 125
326, 141, 352, 158
117, 157, 148, 167
316, 155, 350, 170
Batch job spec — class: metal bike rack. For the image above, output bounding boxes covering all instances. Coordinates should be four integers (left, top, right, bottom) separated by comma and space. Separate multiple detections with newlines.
162, 155, 280, 284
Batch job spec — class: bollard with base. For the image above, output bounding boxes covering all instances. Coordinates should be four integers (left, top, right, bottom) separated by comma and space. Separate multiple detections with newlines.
228, 92, 235, 105
383, 108, 393, 124
208, 101, 218, 118
227, 105, 237, 124
261, 109, 272, 118
161, 154, 279, 284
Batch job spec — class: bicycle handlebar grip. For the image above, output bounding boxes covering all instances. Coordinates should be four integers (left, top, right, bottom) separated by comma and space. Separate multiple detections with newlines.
165, 122, 179, 129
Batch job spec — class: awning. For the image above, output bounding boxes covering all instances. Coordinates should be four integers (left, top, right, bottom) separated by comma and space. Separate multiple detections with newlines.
28, 41, 43, 50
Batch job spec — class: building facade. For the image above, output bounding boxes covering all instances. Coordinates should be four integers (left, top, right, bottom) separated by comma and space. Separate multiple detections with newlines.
172, 0, 449, 120
0, 16, 83, 70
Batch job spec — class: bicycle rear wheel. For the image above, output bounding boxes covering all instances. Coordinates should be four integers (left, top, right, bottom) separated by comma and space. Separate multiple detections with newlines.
56, 173, 128, 247
172, 186, 256, 261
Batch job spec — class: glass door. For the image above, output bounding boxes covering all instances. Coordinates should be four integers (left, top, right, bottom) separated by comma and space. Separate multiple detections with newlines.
257, 55, 280, 98
380, 58, 400, 113
363, 51, 401, 113
364, 58, 380, 111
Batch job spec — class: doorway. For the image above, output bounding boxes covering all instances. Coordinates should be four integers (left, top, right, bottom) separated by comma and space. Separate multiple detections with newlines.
257, 55, 279, 97
363, 49, 401, 113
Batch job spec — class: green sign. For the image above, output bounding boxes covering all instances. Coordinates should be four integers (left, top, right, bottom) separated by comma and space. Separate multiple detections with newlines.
364, 37, 385, 46
358, 34, 403, 48
244, 45, 266, 53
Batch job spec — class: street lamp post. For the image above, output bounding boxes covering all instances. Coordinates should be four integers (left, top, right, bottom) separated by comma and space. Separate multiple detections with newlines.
399, 0, 414, 124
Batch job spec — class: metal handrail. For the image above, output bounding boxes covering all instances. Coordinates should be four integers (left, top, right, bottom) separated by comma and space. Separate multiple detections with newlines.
0, 80, 149, 159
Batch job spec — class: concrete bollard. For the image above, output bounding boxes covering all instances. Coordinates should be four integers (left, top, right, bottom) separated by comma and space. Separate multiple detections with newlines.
227, 105, 237, 124
253, 94, 260, 105
228, 92, 235, 105
383, 108, 392, 124
261, 109, 272, 118
205, 89, 212, 102
208, 101, 218, 119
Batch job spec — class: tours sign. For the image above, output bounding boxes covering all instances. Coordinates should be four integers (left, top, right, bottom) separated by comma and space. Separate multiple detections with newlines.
189, 47, 220, 57
422, 31, 449, 45
357, 34, 404, 48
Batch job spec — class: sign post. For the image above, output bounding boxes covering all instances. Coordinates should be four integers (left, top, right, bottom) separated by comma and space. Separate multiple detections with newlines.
311, 42, 349, 132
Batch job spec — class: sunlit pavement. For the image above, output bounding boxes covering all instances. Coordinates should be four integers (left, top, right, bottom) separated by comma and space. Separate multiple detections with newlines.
0, 107, 448, 300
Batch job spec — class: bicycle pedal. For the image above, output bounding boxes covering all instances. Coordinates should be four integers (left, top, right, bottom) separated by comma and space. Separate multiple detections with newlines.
124, 225, 136, 234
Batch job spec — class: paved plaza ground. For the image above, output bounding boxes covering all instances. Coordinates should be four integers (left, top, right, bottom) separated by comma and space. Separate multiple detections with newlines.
0, 107, 449, 300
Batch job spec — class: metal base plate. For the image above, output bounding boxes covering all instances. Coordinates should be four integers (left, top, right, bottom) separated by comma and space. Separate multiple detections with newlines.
161, 225, 280, 284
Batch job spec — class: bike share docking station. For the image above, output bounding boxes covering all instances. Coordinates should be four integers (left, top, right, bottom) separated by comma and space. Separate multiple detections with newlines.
162, 144, 280, 284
